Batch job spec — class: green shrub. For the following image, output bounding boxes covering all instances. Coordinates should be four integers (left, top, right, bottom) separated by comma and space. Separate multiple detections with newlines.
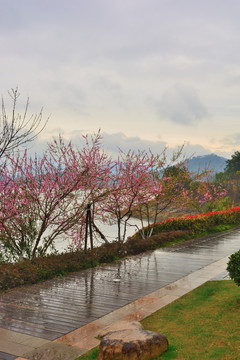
0, 249, 94, 290
0, 264, 24, 290
210, 224, 234, 233
227, 250, 240, 286
125, 237, 157, 255
93, 242, 121, 263
149, 230, 191, 245
125, 230, 191, 255
202, 196, 232, 213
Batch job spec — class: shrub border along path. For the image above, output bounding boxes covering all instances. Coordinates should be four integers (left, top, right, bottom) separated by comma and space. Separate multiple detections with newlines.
133, 206, 240, 238
1, 207, 240, 291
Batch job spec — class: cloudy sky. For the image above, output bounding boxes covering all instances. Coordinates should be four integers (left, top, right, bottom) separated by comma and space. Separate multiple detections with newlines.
1, 0, 240, 158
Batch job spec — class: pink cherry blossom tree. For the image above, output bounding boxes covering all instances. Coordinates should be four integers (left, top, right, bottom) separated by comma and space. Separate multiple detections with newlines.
0, 131, 111, 260
0, 127, 227, 261
98, 149, 160, 242
132, 154, 191, 238
186, 177, 227, 212
132, 159, 227, 239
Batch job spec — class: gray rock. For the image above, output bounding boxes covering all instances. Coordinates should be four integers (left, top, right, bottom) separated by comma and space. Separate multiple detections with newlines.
97, 321, 168, 360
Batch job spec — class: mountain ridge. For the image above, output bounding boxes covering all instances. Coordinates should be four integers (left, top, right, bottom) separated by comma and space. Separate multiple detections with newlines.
187, 154, 227, 173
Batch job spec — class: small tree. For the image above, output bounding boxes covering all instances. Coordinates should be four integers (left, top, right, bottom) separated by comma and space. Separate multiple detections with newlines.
216, 151, 240, 206
225, 151, 240, 175
132, 148, 190, 238
186, 177, 227, 213
99, 149, 159, 242
133, 159, 227, 238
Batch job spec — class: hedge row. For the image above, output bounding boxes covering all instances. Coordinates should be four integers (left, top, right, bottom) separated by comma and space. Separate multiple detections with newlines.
133, 207, 240, 239
0, 229, 190, 291
2, 207, 240, 291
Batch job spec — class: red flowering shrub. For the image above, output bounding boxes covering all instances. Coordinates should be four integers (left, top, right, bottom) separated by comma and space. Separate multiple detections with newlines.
132, 207, 240, 239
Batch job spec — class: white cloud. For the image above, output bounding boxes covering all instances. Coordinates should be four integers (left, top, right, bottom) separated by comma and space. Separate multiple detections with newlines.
101, 132, 167, 155
69, 131, 215, 160
221, 133, 240, 146
28, 131, 224, 163
225, 74, 240, 86
0, 0, 240, 158
157, 84, 208, 125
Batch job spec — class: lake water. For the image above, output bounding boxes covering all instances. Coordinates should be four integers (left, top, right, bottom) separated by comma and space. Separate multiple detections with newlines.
54, 217, 148, 253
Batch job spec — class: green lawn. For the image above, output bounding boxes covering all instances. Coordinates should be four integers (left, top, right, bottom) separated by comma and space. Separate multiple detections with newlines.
76, 280, 240, 360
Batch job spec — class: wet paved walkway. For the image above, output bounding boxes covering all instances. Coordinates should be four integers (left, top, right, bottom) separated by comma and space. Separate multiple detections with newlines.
0, 227, 240, 359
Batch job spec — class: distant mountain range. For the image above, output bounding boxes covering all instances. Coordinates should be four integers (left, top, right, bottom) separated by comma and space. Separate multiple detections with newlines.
187, 154, 227, 174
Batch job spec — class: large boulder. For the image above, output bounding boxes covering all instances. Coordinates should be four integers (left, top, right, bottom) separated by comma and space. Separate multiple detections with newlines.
97, 321, 168, 360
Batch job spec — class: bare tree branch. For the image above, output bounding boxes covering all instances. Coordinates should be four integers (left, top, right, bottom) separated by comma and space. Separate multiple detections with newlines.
0, 87, 48, 159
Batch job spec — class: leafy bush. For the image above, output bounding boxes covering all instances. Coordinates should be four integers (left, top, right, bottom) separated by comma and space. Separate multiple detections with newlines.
149, 230, 191, 245
202, 196, 232, 213
125, 230, 191, 255
0, 265, 24, 290
0, 250, 93, 290
227, 251, 240, 286
125, 237, 157, 255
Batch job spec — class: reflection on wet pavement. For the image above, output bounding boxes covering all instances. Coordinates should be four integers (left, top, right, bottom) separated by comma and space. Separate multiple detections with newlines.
0, 227, 239, 341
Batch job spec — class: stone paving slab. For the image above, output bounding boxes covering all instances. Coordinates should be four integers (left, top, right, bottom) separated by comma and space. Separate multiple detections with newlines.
212, 269, 231, 280
22, 342, 86, 360
0, 329, 50, 357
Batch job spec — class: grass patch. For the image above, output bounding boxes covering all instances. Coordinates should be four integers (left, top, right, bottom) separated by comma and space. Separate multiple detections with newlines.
75, 281, 240, 360
75, 347, 99, 360
141, 280, 240, 359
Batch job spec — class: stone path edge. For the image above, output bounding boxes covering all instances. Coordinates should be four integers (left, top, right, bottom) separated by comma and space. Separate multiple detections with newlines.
42, 255, 230, 354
